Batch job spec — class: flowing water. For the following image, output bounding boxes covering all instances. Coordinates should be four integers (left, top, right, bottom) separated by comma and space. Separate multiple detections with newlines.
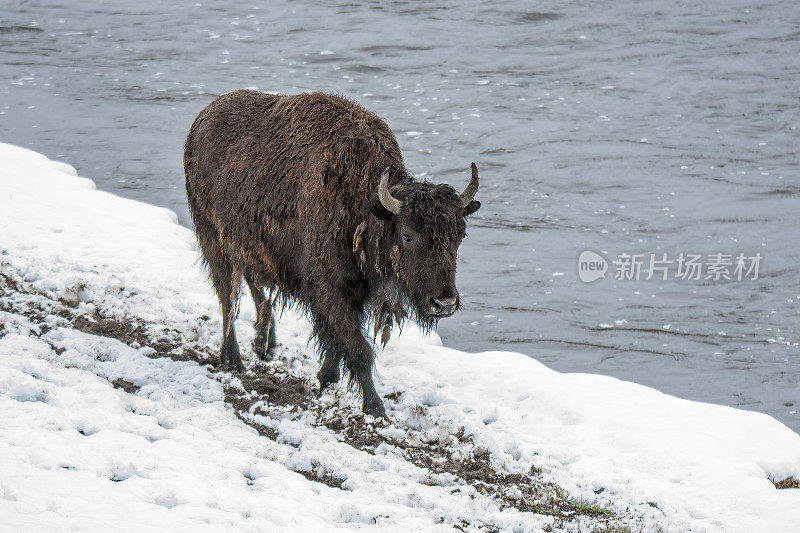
2, 0, 799, 431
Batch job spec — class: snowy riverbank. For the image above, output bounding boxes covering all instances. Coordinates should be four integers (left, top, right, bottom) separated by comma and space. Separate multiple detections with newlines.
1, 141, 799, 532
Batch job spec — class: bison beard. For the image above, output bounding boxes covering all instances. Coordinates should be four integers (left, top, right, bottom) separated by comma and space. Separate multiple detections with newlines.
184, 90, 481, 417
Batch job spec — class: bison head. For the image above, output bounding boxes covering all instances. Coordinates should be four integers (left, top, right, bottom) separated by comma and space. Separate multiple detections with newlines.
371, 164, 481, 327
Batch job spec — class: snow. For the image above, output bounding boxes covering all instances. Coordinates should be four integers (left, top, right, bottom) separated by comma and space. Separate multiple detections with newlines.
1, 141, 799, 532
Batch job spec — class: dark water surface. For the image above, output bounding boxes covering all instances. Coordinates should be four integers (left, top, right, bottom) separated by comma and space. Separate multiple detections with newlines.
2, 1, 799, 430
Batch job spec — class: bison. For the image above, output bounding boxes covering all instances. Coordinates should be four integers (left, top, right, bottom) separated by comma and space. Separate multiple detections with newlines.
184, 90, 481, 417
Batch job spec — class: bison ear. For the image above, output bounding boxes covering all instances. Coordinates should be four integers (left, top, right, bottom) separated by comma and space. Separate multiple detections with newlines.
369, 199, 395, 221
463, 200, 481, 217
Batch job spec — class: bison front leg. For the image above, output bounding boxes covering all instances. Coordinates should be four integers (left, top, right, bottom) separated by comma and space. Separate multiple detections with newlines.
355, 356, 387, 419
313, 315, 386, 419
317, 349, 341, 392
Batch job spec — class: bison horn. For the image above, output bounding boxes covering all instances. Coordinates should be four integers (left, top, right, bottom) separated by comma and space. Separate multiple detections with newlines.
461, 162, 480, 207
378, 167, 402, 215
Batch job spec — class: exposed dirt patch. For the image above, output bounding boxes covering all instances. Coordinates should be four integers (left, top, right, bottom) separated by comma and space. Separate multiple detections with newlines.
72, 315, 149, 348
70, 313, 215, 365
294, 461, 347, 490
111, 377, 140, 395
774, 477, 800, 489
0, 272, 61, 333
232, 410, 278, 440
340, 417, 581, 518
1, 272, 217, 366
236, 372, 312, 412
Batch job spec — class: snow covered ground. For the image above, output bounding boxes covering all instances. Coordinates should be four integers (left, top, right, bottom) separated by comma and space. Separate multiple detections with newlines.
1, 141, 799, 532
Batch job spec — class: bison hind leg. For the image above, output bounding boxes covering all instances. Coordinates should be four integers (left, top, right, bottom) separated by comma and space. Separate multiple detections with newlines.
187, 201, 245, 372
247, 277, 278, 361
207, 251, 245, 371
220, 267, 245, 372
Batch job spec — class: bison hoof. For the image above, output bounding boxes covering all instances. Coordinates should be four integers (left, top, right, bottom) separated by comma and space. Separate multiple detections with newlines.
221, 338, 245, 372
252, 340, 278, 362
222, 355, 245, 372
317, 366, 341, 393
253, 329, 279, 361
362, 397, 387, 419
223, 351, 245, 372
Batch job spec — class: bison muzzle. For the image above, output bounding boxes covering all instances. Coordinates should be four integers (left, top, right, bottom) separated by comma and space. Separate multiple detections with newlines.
184, 90, 481, 418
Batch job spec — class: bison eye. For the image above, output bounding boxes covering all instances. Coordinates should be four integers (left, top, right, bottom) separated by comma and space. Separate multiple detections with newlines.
402, 234, 413, 244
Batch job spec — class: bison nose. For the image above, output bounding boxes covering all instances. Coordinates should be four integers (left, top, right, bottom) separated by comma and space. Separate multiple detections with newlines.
428, 295, 457, 317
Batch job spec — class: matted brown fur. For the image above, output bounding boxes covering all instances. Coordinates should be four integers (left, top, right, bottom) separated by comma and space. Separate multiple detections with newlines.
185, 90, 480, 417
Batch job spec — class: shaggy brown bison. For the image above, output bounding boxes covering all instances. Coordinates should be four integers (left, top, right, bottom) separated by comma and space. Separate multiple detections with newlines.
184, 90, 481, 417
